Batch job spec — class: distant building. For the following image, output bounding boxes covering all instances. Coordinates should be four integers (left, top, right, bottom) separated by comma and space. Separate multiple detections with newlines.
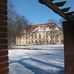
16, 23, 63, 45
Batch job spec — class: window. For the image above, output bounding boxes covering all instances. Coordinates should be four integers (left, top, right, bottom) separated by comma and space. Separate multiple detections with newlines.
46, 32, 48, 38
35, 34, 37, 38
39, 34, 41, 39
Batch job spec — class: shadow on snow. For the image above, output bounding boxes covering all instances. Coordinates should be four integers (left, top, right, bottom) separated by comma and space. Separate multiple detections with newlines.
9, 58, 64, 74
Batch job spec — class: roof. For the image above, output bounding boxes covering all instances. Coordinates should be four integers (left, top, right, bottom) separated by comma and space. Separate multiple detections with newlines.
24, 23, 60, 33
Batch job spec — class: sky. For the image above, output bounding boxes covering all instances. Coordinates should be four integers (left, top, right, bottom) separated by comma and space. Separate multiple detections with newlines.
11, 0, 74, 27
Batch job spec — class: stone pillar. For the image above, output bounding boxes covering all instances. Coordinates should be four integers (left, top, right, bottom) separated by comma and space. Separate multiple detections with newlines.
0, 0, 9, 74
63, 20, 74, 74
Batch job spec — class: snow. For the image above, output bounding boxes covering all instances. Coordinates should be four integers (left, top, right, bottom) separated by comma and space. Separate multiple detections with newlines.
32, 27, 40, 32
9, 45, 64, 74
38, 27, 52, 31
11, 44, 64, 49
9, 63, 34, 74
32, 26, 52, 32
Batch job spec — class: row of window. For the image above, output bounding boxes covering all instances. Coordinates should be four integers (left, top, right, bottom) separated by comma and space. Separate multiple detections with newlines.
16, 31, 63, 40
17, 39, 63, 45
17, 34, 63, 42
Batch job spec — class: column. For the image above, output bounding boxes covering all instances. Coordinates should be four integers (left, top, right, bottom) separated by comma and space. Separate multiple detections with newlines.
63, 21, 74, 74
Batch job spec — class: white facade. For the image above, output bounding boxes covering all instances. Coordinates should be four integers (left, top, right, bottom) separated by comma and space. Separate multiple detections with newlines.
16, 23, 63, 45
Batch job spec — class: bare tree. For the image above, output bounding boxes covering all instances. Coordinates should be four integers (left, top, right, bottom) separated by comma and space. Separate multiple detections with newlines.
8, 0, 29, 48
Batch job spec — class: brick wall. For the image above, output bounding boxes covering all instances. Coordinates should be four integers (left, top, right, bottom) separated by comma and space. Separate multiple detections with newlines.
63, 21, 74, 74
0, 0, 74, 74
0, 0, 9, 74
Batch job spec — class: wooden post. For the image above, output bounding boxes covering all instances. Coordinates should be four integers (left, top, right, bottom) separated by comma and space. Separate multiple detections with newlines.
63, 20, 74, 74
0, 0, 9, 74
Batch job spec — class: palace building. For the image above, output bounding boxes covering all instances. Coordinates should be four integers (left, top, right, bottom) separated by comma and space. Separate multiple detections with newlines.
16, 23, 63, 45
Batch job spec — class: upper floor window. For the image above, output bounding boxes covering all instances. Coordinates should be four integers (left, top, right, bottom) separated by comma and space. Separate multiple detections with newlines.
39, 34, 41, 39
35, 34, 37, 38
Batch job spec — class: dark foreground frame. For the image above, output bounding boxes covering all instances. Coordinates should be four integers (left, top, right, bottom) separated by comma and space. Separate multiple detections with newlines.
0, 0, 9, 74
63, 21, 74, 74
0, 0, 74, 74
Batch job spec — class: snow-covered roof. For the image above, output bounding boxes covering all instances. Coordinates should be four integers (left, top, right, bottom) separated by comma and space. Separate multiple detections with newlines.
38, 27, 52, 32
23, 23, 60, 33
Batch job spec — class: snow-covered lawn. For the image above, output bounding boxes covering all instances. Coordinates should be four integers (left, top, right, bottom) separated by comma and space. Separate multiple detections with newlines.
8, 45, 64, 74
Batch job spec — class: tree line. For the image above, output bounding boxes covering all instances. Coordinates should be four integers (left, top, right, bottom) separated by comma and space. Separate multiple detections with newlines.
8, 0, 30, 48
